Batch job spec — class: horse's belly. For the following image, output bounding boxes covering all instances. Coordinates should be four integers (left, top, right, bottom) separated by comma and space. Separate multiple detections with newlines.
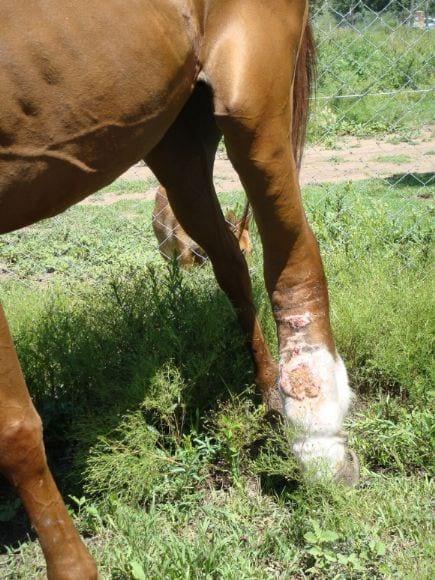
0, 0, 198, 233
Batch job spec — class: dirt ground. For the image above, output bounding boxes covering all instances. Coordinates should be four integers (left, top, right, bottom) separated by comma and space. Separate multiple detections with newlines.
85, 128, 434, 205
76, 130, 435, 208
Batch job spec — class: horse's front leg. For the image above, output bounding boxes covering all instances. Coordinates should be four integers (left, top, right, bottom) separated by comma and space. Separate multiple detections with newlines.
0, 305, 98, 579
204, 0, 359, 483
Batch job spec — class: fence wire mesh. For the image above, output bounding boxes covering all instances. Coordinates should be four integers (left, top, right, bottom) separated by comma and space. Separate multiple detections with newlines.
151, 0, 433, 266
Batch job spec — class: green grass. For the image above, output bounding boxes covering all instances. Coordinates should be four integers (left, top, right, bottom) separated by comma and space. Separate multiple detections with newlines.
374, 154, 412, 165
99, 177, 158, 195
0, 177, 434, 578
327, 155, 347, 164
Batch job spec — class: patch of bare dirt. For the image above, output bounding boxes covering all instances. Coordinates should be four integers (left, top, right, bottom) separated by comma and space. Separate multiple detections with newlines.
82, 129, 434, 206
298, 127, 434, 186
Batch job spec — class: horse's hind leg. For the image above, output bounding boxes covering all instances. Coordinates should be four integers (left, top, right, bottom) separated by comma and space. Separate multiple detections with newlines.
0, 305, 97, 579
203, 0, 358, 482
146, 85, 280, 411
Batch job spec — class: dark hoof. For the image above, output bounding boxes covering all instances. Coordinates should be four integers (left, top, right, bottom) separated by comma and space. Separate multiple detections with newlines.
264, 386, 283, 415
335, 449, 360, 486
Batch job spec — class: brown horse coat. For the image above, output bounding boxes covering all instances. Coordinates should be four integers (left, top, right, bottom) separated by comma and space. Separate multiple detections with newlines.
0, 1, 198, 233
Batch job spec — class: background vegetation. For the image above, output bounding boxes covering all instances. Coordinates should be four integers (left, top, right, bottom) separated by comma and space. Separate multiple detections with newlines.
312, 0, 435, 14
308, 4, 434, 141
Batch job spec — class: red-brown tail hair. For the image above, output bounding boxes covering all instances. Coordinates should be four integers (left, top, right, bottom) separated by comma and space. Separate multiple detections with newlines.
292, 18, 316, 172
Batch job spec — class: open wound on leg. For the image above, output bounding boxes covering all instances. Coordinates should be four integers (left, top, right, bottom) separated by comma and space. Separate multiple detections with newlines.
279, 348, 350, 430
281, 312, 312, 329
280, 361, 320, 401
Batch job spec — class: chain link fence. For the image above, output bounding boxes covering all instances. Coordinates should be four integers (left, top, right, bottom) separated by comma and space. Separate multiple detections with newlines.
309, 0, 433, 176
150, 0, 434, 265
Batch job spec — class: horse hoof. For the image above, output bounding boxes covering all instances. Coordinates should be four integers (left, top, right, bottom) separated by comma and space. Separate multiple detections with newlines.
264, 386, 284, 417
334, 449, 360, 486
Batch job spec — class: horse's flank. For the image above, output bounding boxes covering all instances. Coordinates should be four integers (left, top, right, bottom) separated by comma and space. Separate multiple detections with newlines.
0, 0, 197, 233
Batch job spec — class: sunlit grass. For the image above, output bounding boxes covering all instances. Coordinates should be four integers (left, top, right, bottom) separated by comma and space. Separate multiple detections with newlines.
0, 177, 433, 578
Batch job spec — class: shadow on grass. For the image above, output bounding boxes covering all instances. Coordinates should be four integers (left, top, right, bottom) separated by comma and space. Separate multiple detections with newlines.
384, 172, 434, 189
0, 492, 35, 552
0, 263, 256, 550
259, 473, 299, 495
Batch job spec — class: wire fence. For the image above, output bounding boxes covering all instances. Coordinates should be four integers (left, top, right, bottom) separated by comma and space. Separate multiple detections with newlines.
151, 0, 434, 265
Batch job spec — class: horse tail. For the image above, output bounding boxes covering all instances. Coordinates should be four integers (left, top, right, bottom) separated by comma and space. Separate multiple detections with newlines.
292, 17, 316, 172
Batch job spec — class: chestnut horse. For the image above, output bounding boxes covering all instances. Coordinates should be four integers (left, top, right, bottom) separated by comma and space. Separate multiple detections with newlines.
0, 1, 358, 577
152, 185, 252, 266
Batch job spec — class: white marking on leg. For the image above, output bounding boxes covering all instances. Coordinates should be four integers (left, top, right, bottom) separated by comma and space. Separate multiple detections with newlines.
276, 311, 312, 328
279, 346, 353, 477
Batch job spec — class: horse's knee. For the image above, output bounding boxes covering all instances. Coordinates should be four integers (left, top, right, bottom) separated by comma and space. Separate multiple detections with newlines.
0, 407, 45, 481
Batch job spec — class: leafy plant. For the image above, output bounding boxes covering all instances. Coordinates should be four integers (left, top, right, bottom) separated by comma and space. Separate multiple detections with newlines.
304, 519, 387, 575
